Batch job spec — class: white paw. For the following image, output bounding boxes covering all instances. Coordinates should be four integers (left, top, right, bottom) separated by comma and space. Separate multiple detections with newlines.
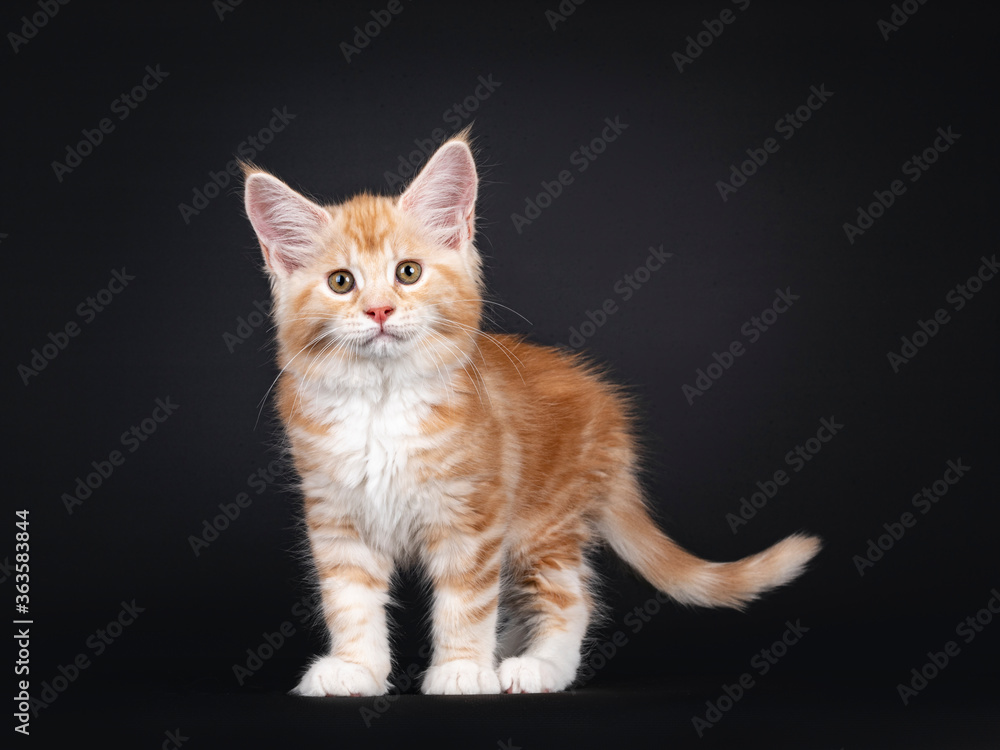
498, 655, 572, 693
291, 656, 385, 697
422, 659, 501, 695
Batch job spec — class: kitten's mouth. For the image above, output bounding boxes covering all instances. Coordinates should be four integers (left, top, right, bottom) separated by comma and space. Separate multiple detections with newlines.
365, 328, 400, 345
362, 328, 406, 358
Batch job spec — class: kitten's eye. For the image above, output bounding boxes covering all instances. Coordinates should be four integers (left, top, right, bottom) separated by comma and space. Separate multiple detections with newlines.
395, 261, 422, 284
328, 270, 355, 294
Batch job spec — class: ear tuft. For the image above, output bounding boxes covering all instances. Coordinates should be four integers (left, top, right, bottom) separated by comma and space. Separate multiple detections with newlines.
244, 171, 331, 274
399, 137, 478, 250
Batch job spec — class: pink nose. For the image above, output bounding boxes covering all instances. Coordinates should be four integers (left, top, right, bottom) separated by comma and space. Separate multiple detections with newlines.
365, 305, 395, 325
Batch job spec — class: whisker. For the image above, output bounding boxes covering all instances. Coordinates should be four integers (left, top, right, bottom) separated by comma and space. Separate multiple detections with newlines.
255, 329, 329, 429
413, 334, 454, 411
420, 298, 533, 326
420, 326, 491, 409
291, 333, 346, 418
434, 318, 525, 383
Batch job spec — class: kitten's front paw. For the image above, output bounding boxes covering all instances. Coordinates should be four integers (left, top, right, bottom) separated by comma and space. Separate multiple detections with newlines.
498, 655, 572, 694
292, 656, 385, 697
422, 659, 501, 695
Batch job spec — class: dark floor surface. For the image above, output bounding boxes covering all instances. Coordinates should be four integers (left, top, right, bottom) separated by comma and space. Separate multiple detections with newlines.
32, 670, 999, 749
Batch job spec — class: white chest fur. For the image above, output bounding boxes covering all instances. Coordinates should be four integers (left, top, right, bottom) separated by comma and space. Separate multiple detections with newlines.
290, 370, 461, 555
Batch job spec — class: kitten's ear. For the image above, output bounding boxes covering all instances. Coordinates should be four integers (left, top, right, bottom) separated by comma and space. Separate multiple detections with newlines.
244, 170, 331, 275
399, 137, 478, 251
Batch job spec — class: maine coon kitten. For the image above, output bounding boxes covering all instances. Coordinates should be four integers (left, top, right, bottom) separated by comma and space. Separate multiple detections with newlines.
242, 132, 821, 696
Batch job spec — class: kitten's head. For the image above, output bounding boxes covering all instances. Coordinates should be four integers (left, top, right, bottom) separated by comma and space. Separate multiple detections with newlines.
243, 134, 483, 380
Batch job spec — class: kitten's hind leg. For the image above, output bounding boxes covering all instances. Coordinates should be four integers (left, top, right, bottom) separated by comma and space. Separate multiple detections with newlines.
498, 557, 593, 694
495, 576, 534, 662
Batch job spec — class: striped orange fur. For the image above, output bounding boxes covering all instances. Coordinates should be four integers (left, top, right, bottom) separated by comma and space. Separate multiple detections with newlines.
242, 132, 821, 696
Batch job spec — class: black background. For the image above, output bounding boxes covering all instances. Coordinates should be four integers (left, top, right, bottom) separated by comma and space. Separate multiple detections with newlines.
5, 0, 998, 747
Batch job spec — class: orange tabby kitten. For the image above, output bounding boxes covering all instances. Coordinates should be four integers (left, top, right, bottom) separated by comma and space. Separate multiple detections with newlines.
242, 132, 820, 696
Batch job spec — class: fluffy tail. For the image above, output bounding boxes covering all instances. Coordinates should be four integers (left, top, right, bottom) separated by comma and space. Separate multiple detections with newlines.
599, 495, 821, 610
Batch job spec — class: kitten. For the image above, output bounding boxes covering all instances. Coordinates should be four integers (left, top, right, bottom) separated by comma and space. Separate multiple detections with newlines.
242, 131, 820, 696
